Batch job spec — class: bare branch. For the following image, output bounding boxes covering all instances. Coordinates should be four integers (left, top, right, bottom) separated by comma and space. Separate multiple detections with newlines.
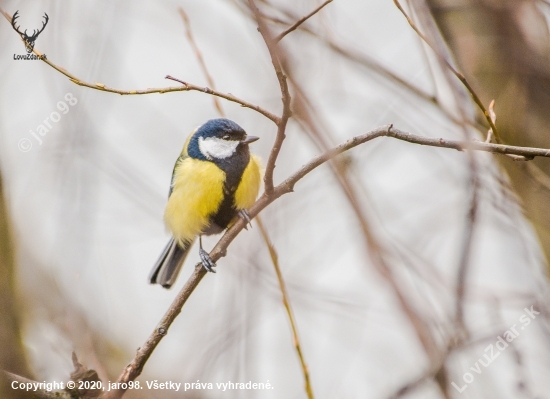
248, 0, 292, 193
274, 0, 333, 42
0, 8, 279, 124
256, 217, 314, 399
178, 8, 225, 117
392, 0, 503, 143
385, 128, 550, 159
387, 365, 442, 399
164, 75, 279, 123
485, 100, 496, 143
454, 150, 479, 336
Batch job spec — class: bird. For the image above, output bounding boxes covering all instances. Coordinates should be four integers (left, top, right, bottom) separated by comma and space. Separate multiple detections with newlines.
149, 118, 261, 288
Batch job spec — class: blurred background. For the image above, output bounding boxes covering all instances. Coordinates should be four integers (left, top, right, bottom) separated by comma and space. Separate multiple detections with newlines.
1, 0, 550, 398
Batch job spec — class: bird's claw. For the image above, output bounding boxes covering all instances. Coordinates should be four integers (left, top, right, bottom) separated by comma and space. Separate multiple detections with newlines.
199, 248, 217, 273
238, 209, 252, 230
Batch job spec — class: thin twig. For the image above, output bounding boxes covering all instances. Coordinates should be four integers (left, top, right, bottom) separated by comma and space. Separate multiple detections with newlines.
392, 0, 503, 144
453, 85, 480, 334
454, 148, 479, 337
387, 363, 443, 399
248, 0, 293, 193
384, 129, 550, 159
178, 8, 225, 117
256, 217, 314, 399
274, 0, 333, 42
162, 75, 279, 122
0, 8, 279, 124
485, 100, 496, 143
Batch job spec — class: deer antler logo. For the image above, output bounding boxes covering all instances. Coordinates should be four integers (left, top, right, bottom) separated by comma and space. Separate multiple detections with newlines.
11, 10, 49, 53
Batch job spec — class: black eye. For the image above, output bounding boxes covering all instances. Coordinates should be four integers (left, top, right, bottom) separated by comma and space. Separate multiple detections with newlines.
223, 135, 231, 140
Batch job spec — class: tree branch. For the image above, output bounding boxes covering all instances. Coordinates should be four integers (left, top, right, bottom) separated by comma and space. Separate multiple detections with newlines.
274, 0, 333, 42
454, 148, 479, 337
392, 0, 503, 144
162, 75, 279, 123
101, 123, 550, 398
0, 8, 279, 125
178, 8, 226, 117
248, 0, 293, 193
256, 217, 314, 399
385, 128, 550, 159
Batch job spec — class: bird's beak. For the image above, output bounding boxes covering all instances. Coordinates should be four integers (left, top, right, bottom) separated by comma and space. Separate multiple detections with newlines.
241, 135, 259, 144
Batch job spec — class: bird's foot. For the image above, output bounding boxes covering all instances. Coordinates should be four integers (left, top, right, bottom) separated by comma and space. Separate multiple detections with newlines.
199, 248, 217, 273
238, 209, 252, 230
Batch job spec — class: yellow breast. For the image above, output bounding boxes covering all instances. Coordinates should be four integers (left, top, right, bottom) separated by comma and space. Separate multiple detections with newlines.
164, 157, 226, 245
164, 154, 262, 245
235, 155, 262, 210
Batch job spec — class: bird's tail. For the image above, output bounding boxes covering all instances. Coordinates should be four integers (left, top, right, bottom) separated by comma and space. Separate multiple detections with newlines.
149, 238, 193, 289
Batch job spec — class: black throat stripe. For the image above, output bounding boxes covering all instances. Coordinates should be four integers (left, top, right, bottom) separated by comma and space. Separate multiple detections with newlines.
210, 146, 250, 229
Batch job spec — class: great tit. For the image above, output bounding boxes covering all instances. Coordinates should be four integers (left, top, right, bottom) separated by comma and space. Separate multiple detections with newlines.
149, 118, 261, 288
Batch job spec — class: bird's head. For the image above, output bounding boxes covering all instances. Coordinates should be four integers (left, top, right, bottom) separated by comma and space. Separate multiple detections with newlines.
187, 118, 259, 161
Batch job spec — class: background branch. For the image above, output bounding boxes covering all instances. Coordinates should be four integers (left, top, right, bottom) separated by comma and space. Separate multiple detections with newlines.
0, 8, 279, 124
178, 7, 226, 117
393, 0, 502, 143
248, 0, 292, 193
274, 0, 333, 42
256, 217, 314, 399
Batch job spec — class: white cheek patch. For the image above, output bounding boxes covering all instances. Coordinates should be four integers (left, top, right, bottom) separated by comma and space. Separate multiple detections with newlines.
198, 136, 239, 160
